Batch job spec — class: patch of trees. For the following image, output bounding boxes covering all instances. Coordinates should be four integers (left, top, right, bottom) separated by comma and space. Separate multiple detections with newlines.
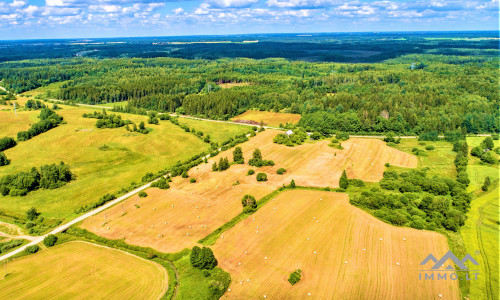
470, 137, 497, 165
248, 149, 274, 167
17, 108, 63, 141
0, 137, 16, 151
83, 110, 131, 128
190, 246, 218, 270
0, 162, 74, 197
25, 99, 46, 110
453, 141, 470, 186
151, 178, 170, 189
277, 168, 286, 175
24, 245, 40, 254
354, 167, 471, 232
383, 132, 401, 145
273, 130, 307, 146
212, 157, 230, 172
339, 170, 349, 189
288, 269, 302, 285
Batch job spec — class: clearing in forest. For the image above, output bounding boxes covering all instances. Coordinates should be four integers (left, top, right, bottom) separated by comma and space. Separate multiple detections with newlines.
231, 110, 301, 127
212, 189, 460, 299
0, 241, 167, 299
82, 130, 416, 253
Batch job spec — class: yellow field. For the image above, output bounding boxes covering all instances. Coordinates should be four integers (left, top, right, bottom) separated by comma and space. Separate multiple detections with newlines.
0, 241, 167, 299
218, 82, 251, 89
82, 130, 416, 252
212, 189, 460, 299
0, 105, 208, 219
231, 111, 301, 127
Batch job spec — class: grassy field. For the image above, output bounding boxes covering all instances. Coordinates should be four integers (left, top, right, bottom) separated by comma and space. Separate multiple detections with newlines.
231, 110, 301, 127
94, 101, 128, 108
460, 136, 499, 300
177, 117, 251, 144
82, 130, 416, 252
393, 139, 456, 178
0, 104, 208, 220
212, 189, 459, 299
0, 241, 167, 299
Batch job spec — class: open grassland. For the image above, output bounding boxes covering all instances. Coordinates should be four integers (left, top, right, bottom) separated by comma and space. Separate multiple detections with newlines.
0, 109, 37, 137
211, 189, 459, 299
0, 105, 208, 220
177, 117, 251, 144
393, 139, 456, 178
231, 110, 301, 127
466, 136, 499, 149
0, 241, 167, 299
82, 130, 416, 252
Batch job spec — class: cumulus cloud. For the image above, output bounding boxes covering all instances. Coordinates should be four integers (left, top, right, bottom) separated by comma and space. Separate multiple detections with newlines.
267, 0, 337, 9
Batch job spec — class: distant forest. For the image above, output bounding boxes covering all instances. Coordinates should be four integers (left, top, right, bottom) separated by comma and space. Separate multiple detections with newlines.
0, 32, 498, 135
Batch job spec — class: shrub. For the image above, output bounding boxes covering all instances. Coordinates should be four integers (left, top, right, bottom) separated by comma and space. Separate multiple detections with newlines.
277, 168, 286, 175
385, 163, 390, 167
247, 169, 255, 175
256, 173, 268, 182
480, 152, 497, 165
0, 152, 9, 166
481, 176, 491, 191
418, 131, 439, 141
43, 234, 58, 247
138, 191, 148, 198
289, 179, 296, 188
202, 269, 211, 277
233, 147, 244, 164
208, 280, 225, 296
336, 132, 349, 141
0, 136, 16, 152
190, 178, 197, 183
425, 145, 435, 150
492, 134, 499, 140
146, 250, 157, 259
25, 245, 40, 254
181, 170, 189, 178
26, 207, 40, 221
151, 178, 170, 189
288, 269, 302, 285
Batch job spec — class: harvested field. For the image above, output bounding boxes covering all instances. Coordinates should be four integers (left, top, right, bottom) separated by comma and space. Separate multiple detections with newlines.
231, 111, 301, 127
212, 189, 460, 299
82, 130, 416, 253
0, 241, 167, 299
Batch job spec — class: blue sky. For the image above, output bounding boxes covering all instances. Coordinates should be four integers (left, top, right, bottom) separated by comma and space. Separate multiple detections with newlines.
0, 0, 498, 39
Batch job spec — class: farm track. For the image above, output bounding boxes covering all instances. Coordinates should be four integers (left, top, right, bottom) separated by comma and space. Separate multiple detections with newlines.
476, 191, 497, 300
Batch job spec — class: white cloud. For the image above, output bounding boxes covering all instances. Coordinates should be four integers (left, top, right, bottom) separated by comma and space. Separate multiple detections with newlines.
89, 4, 122, 13
194, 3, 211, 14
209, 0, 258, 8
10, 0, 26, 8
267, 0, 337, 9
172, 7, 184, 14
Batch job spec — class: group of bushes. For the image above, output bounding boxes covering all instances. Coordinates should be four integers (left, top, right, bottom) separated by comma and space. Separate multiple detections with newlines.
0, 136, 16, 151
470, 137, 498, 165
0, 239, 24, 254
169, 116, 212, 144
84, 111, 130, 128
273, 130, 308, 147
125, 121, 150, 134
17, 108, 63, 141
383, 132, 401, 145
151, 177, 170, 189
0, 152, 10, 166
212, 157, 230, 172
0, 162, 74, 197
453, 141, 470, 186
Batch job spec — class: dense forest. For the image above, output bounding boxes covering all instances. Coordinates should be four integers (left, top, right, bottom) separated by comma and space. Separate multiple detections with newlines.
0, 41, 498, 135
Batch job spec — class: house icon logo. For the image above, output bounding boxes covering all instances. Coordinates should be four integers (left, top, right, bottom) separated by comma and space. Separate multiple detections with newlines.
420, 251, 479, 270
419, 251, 480, 281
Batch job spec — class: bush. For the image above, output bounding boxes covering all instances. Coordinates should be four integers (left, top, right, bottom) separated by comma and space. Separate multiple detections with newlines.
277, 168, 286, 175
425, 145, 435, 150
256, 173, 268, 182
418, 131, 439, 141
190, 178, 197, 183
26, 207, 40, 221
492, 134, 499, 140
288, 269, 302, 285
336, 132, 349, 141
480, 152, 497, 165
25, 245, 40, 254
151, 178, 170, 189
202, 269, 211, 277
43, 234, 58, 247
0, 136, 16, 152
385, 163, 390, 167
138, 191, 148, 198
247, 169, 255, 175
181, 170, 189, 178
481, 176, 491, 191
0, 152, 10, 166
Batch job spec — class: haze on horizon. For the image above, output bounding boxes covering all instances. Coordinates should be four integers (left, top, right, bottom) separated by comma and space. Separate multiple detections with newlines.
0, 0, 498, 40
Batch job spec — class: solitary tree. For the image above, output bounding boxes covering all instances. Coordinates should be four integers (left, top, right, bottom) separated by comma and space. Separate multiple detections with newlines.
339, 170, 349, 189
212, 162, 218, 171
289, 179, 296, 188
0, 152, 10, 166
26, 207, 40, 221
233, 147, 244, 164
481, 176, 491, 191
139, 121, 145, 130
241, 194, 257, 209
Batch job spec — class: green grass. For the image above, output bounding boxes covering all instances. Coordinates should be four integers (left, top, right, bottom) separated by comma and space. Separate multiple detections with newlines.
177, 117, 251, 144
174, 254, 230, 300
393, 139, 456, 178
94, 101, 128, 108
467, 136, 499, 148
0, 105, 208, 222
